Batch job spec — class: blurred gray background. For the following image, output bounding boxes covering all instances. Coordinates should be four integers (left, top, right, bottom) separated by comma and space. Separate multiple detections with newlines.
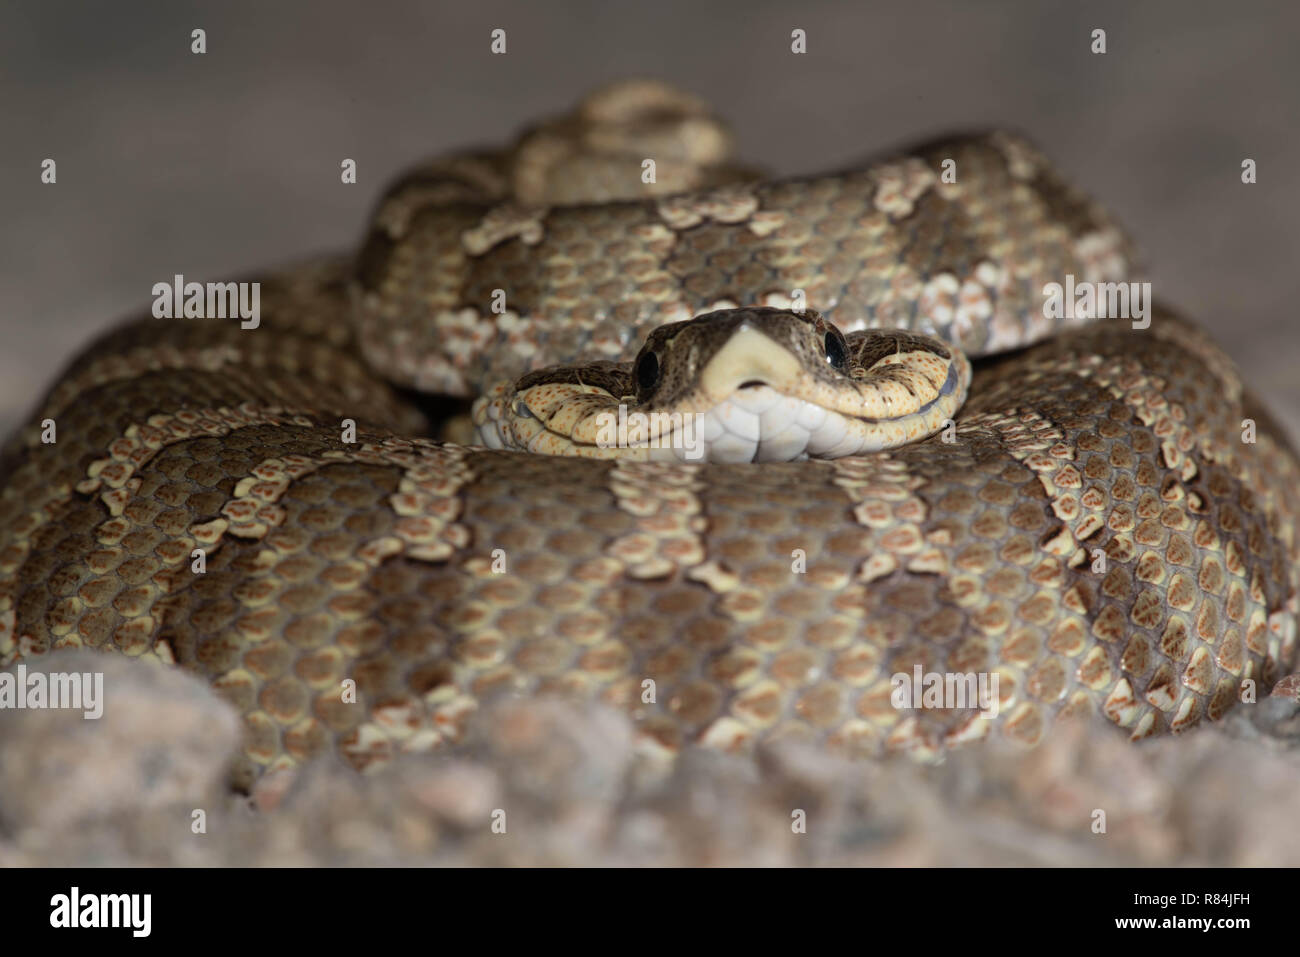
1, 0, 1297, 438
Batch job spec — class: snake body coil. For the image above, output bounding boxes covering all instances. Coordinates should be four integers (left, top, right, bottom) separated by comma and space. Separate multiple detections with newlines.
2, 82, 1296, 789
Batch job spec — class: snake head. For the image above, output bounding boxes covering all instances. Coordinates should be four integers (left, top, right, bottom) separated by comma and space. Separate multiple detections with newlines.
474, 307, 969, 463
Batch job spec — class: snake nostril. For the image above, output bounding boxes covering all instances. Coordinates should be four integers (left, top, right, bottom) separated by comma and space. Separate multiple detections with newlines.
738, 379, 767, 389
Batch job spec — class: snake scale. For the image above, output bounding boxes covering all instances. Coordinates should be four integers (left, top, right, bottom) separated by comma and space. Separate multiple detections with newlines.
2, 81, 1298, 790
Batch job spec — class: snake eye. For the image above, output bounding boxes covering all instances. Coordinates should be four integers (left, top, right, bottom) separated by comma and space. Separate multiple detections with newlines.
824, 330, 848, 372
635, 351, 660, 393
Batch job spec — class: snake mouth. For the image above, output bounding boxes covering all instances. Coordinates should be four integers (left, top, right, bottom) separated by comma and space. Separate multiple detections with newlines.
687, 386, 870, 462
670, 384, 964, 463
475, 378, 962, 464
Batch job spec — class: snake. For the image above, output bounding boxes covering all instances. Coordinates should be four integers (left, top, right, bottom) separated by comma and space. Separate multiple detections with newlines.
2, 80, 1297, 791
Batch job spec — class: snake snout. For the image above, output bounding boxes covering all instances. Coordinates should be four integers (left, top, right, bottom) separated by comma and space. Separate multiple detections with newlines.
697, 326, 803, 398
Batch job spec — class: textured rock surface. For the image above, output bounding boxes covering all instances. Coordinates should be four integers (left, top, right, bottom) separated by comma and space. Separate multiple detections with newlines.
3, 653, 1299, 866
0, 651, 240, 838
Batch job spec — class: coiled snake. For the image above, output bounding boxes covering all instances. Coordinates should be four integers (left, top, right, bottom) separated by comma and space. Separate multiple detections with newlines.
2, 81, 1297, 790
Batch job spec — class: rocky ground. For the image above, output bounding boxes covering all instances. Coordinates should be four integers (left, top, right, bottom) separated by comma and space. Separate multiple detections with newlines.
3, 650, 1298, 867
